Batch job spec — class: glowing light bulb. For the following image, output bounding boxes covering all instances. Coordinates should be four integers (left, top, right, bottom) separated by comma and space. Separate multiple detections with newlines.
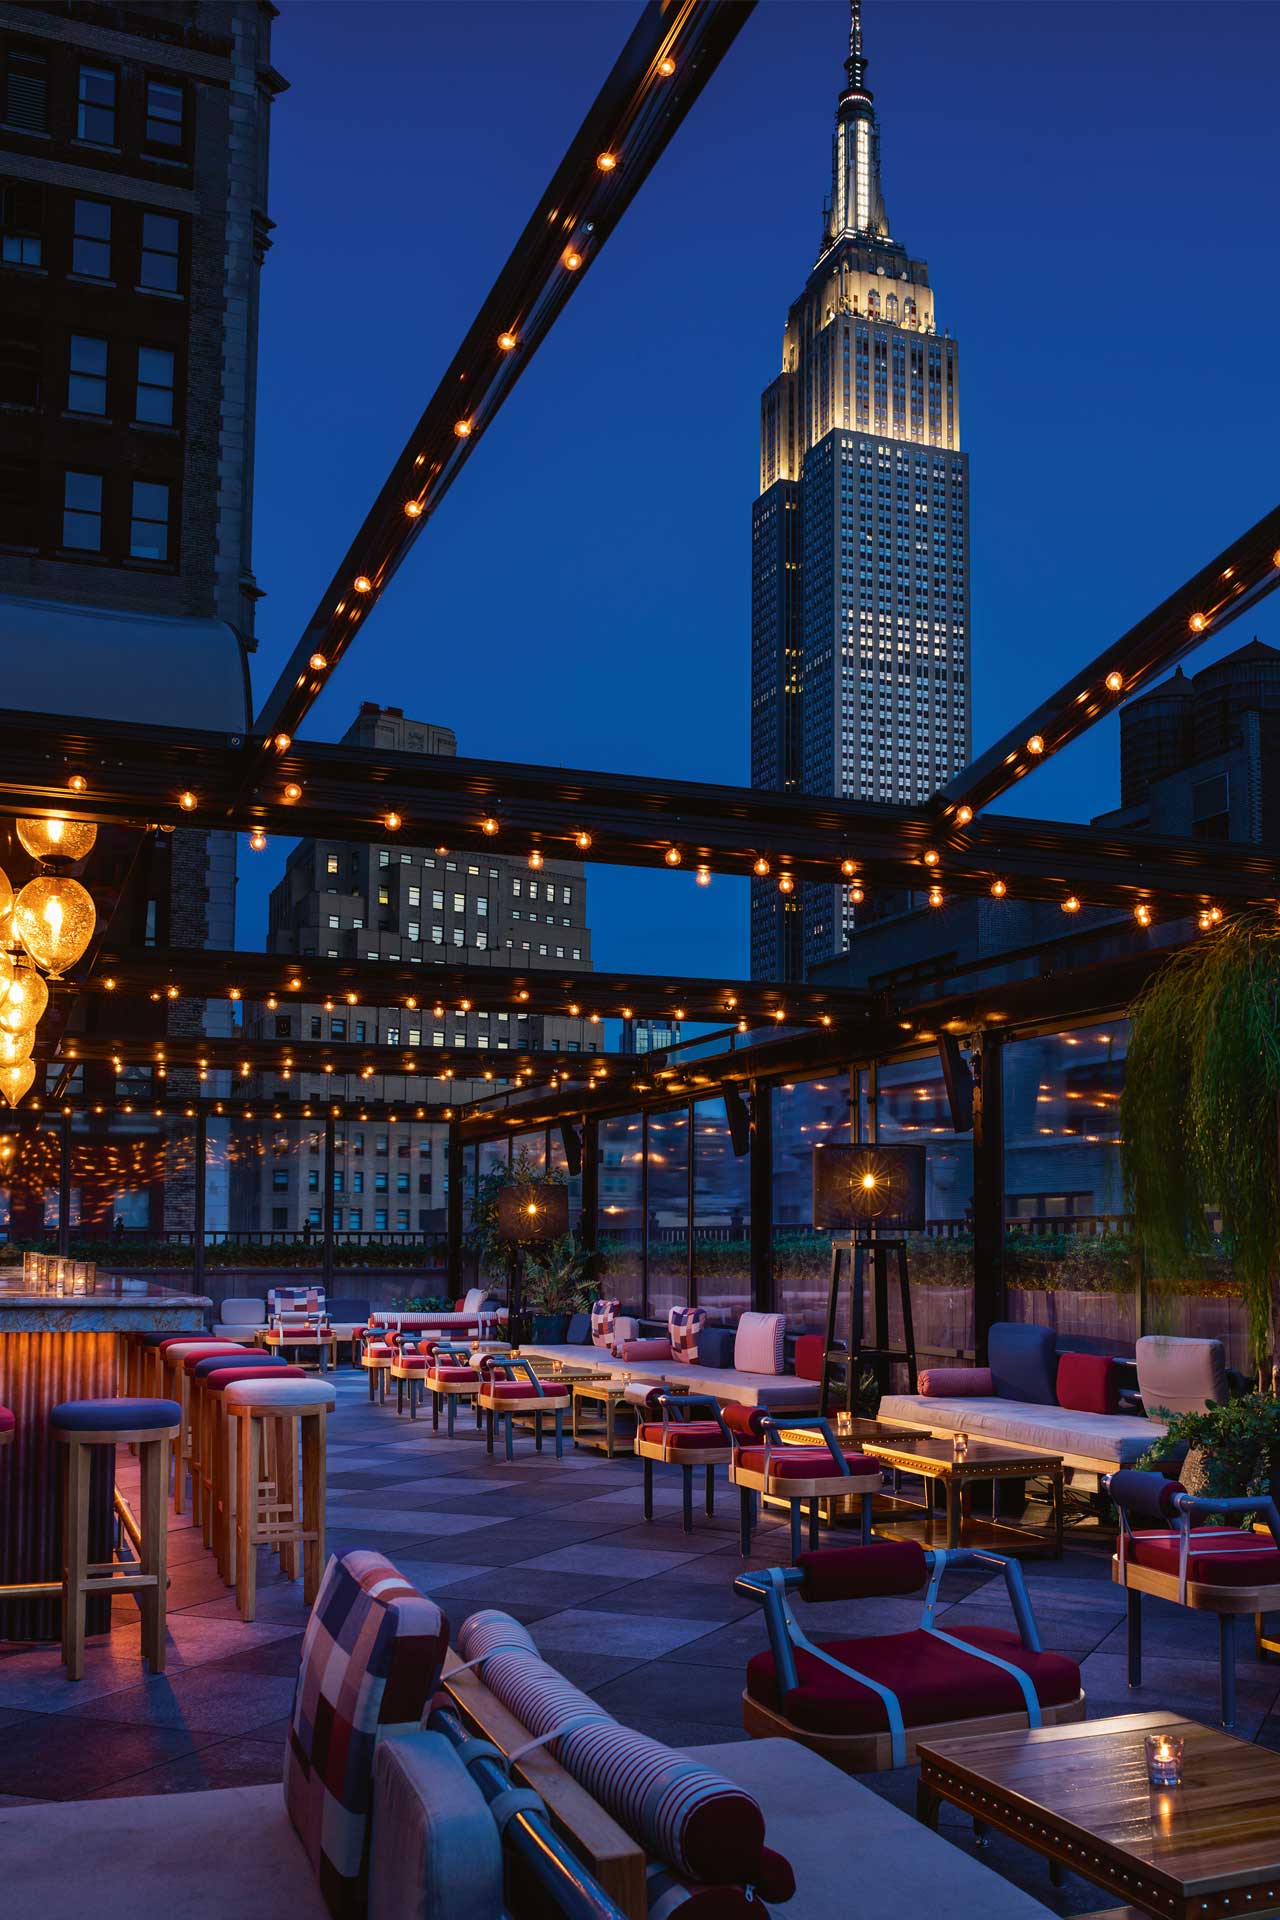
249, 830, 267, 851
274, 732, 291, 751
849, 885, 865, 904
353, 575, 372, 593
860, 1172, 878, 1191
497, 331, 518, 352
178, 791, 197, 811
1062, 895, 1081, 913
481, 817, 499, 836
664, 847, 682, 867
284, 783, 302, 803
1134, 903, 1152, 927
1189, 612, 1207, 633
404, 499, 423, 517
574, 830, 592, 850
596, 151, 617, 171
68, 774, 87, 793
657, 54, 676, 75
1106, 671, 1123, 692
696, 866, 712, 887
0, 960, 48, 1035
1026, 734, 1045, 755
385, 812, 401, 831
17, 817, 97, 864
528, 850, 543, 869
923, 850, 939, 867
991, 879, 1007, 898
928, 885, 943, 908
753, 857, 770, 877
562, 247, 583, 271
14, 875, 96, 974
1198, 910, 1212, 931
840, 859, 857, 877
778, 874, 794, 894
453, 420, 472, 439
1209, 906, 1223, 923
956, 805, 974, 826
309, 652, 328, 671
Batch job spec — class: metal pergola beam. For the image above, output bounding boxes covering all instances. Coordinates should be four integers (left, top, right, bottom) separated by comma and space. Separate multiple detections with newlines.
247, 0, 755, 759
0, 708, 1274, 914
50, 1033, 632, 1085
939, 502, 1280, 820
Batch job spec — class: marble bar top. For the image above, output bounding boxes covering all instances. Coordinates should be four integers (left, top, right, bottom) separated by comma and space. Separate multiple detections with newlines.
0, 1274, 210, 1334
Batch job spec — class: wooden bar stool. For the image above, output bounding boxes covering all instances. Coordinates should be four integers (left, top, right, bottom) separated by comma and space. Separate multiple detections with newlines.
223, 1376, 335, 1622
162, 1340, 250, 1516
50, 1397, 180, 1681
201, 1363, 305, 1581
475, 1357, 569, 1462
185, 1352, 293, 1549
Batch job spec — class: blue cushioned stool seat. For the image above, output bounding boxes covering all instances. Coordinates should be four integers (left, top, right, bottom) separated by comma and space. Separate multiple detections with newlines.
51, 1397, 181, 1431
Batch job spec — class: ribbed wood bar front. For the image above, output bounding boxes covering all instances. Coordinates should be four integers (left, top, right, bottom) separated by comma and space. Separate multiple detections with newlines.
0, 1276, 208, 1639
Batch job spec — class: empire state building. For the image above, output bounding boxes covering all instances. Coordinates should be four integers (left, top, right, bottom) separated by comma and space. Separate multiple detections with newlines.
750, 2, 971, 979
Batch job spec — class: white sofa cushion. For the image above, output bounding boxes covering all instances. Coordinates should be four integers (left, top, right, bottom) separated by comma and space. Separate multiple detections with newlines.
218, 1298, 266, 1327
877, 1392, 1165, 1468
516, 1342, 819, 1410
734, 1311, 784, 1375
1135, 1334, 1228, 1416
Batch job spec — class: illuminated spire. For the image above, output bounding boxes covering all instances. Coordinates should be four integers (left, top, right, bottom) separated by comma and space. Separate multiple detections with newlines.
846, 0, 866, 91
826, 0, 886, 246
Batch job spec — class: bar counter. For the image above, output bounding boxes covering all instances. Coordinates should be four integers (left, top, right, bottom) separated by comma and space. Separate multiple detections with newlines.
0, 1274, 210, 1638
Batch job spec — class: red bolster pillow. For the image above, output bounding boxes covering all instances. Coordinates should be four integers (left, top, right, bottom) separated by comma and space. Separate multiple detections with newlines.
719, 1401, 768, 1440
1056, 1351, 1120, 1415
796, 1540, 928, 1602
917, 1366, 994, 1397
793, 1333, 825, 1382
616, 1337, 673, 1362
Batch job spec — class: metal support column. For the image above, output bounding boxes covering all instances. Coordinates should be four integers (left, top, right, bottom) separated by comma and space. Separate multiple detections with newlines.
579, 1115, 598, 1258
322, 1110, 336, 1292
749, 1078, 772, 1314
446, 1126, 464, 1295
192, 1108, 207, 1295
972, 1030, 1005, 1362
57, 1116, 72, 1256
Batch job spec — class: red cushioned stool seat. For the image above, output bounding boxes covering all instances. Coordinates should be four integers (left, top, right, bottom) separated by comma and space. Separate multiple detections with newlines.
736, 1446, 878, 1479
483, 1381, 569, 1401
363, 1343, 394, 1359
0, 1405, 14, 1436
747, 1626, 1081, 1737
638, 1420, 727, 1451
429, 1365, 477, 1385
1127, 1528, 1280, 1587
393, 1353, 430, 1369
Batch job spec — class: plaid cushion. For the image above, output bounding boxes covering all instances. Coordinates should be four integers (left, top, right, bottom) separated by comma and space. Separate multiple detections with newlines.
285, 1550, 448, 1917
590, 1298, 620, 1349
668, 1307, 707, 1364
270, 1286, 326, 1316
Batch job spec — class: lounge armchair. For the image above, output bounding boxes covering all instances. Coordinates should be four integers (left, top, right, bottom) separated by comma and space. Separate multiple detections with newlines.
1105, 1467, 1280, 1728
736, 1538, 1085, 1770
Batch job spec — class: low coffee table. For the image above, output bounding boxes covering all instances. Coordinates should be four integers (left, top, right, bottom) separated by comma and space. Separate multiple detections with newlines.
860, 1430, 1064, 1557
916, 1711, 1280, 1920
571, 1379, 635, 1456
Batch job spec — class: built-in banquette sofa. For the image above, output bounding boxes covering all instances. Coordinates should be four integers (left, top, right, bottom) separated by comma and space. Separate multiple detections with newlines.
878, 1323, 1235, 1482
520, 1305, 823, 1412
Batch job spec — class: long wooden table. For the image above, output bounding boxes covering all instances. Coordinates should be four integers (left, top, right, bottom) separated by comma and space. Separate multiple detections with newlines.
0, 1273, 208, 1638
916, 1711, 1280, 1920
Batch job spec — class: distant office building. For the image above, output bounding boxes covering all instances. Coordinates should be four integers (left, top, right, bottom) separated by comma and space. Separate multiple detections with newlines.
0, 3, 283, 1233
618, 1017, 682, 1055
751, 1, 970, 979
235, 707, 595, 1236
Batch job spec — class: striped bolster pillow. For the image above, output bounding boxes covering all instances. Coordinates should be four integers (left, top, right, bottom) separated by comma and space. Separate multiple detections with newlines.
456, 1611, 766, 1885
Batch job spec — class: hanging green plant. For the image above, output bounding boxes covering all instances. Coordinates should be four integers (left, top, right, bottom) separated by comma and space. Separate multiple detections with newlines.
1122, 910, 1280, 1372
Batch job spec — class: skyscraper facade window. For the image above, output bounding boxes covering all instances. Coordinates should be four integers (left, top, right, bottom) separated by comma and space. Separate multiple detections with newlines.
750, 1, 971, 978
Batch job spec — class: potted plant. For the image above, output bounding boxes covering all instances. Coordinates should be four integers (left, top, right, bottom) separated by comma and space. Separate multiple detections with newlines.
1122, 910, 1280, 1384
524, 1234, 596, 1344
466, 1148, 596, 1342
1139, 1394, 1280, 1507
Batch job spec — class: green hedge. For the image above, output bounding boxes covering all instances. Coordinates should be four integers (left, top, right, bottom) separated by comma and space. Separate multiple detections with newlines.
0, 1238, 448, 1272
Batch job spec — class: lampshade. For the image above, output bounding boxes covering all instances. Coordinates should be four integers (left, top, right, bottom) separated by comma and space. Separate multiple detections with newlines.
13, 875, 96, 976
0, 866, 12, 925
16, 816, 98, 865
0, 1028, 34, 1066
0, 1060, 35, 1107
0, 961, 49, 1034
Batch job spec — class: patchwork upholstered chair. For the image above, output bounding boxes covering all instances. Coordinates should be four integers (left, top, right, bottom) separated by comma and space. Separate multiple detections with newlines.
737, 1539, 1084, 1770
1104, 1467, 1280, 1728
727, 1407, 882, 1558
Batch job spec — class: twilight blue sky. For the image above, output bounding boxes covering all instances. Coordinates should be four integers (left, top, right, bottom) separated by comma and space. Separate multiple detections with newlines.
242, 0, 1280, 976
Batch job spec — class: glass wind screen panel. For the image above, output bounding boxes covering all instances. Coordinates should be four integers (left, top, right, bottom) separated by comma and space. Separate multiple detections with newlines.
547, 1124, 582, 1223
461, 1144, 478, 1233
1001, 1020, 1145, 1355
876, 1056, 974, 1370
511, 1130, 546, 1174
693, 1097, 748, 1325
479, 1140, 510, 1185
771, 1073, 851, 1333
646, 1107, 689, 1321
597, 1114, 643, 1310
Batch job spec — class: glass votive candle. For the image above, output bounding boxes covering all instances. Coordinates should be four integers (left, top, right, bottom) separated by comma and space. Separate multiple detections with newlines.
953, 1431, 969, 1459
1145, 1732, 1184, 1788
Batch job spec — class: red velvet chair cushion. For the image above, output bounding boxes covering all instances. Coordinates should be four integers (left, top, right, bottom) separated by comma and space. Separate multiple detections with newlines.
394, 1354, 430, 1369
638, 1421, 728, 1451
364, 1342, 394, 1358
796, 1541, 927, 1602
746, 1626, 1080, 1734
735, 1446, 878, 1480
484, 1381, 569, 1401
1127, 1528, 1280, 1587
428, 1365, 477, 1385
1056, 1351, 1120, 1416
